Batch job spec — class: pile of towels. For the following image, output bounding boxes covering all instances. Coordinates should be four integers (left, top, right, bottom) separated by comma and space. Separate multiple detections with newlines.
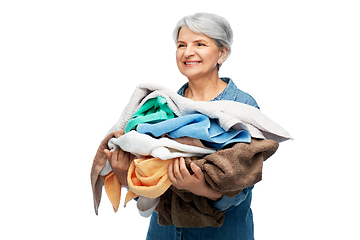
90, 83, 292, 228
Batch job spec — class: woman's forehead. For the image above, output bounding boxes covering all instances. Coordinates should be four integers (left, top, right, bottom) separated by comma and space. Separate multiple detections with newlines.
177, 26, 212, 43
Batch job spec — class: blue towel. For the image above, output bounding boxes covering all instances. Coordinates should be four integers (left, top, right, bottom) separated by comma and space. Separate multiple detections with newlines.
136, 114, 251, 150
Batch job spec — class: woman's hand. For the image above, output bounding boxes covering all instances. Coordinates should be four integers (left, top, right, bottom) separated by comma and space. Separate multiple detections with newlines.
104, 148, 134, 187
168, 157, 223, 201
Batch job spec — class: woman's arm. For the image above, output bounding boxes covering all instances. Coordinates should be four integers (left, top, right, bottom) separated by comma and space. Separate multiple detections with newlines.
167, 157, 223, 201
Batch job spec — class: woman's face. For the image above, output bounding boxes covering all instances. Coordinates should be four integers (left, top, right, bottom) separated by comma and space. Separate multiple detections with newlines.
176, 26, 226, 81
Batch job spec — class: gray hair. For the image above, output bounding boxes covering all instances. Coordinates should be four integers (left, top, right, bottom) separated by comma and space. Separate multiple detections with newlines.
173, 13, 233, 57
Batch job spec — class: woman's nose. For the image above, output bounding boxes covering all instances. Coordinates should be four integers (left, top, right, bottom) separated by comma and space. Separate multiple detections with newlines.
184, 46, 195, 58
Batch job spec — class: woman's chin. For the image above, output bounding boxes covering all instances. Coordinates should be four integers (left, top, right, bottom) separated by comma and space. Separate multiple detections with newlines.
181, 70, 203, 80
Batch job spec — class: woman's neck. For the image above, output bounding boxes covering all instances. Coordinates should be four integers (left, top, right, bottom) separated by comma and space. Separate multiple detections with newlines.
184, 76, 228, 101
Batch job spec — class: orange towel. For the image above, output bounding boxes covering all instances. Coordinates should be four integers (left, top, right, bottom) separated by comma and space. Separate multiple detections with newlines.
124, 157, 174, 206
100, 172, 121, 212
101, 157, 174, 211
101, 170, 138, 211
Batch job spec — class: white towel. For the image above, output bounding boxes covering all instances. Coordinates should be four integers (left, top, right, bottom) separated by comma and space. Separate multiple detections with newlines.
108, 130, 216, 160
107, 83, 292, 143
137, 196, 160, 218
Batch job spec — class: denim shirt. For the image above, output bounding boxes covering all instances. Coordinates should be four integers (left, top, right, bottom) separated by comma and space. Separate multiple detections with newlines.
177, 78, 259, 108
146, 78, 259, 240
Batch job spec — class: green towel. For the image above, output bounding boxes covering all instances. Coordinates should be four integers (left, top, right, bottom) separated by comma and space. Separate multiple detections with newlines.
125, 96, 175, 133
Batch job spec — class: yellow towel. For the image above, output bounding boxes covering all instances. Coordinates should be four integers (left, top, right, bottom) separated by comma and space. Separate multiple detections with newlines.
102, 156, 174, 211
124, 157, 174, 205
100, 172, 121, 212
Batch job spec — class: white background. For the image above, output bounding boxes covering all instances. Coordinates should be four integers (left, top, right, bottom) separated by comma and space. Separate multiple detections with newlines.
1, 0, 359, 239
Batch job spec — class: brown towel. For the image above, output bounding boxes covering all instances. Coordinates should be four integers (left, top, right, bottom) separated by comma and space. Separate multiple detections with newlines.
200, 138, 279, 197
90, 130, 125, 215
157, 138, 279, 228
158, 186, 226, 228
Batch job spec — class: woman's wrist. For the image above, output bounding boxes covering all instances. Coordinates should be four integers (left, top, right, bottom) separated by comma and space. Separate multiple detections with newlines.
206, 189, 223, 201
198, 184, 223, 201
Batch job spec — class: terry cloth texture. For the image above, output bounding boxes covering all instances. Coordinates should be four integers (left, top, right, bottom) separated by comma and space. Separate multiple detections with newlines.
108, 130, 216, 160
125, 96, 175, 133
91, 83, 291, 219
137, 113, 251, 150
123, 135, 219, 216
107, 83, 292, 142
92, 130, 216, 214
126, 157, 174, 200
157, 138, 279, 228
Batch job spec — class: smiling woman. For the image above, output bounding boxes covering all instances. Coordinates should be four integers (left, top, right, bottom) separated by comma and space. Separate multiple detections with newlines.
144, 13, 261, 240
176, 27, 228, 96
173, 13, 233, 101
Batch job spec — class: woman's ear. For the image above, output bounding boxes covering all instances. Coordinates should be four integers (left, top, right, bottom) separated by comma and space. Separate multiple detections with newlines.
218, 47, 229, 65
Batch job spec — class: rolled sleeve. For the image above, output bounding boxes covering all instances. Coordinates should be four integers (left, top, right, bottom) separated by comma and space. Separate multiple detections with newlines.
212, 186, 254, 211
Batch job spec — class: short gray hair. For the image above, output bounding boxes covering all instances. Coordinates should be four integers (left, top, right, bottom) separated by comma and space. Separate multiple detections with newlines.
173, 13, 233, 57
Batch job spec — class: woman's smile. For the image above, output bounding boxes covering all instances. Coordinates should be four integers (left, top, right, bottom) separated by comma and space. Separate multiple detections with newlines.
184, 61, 202, 67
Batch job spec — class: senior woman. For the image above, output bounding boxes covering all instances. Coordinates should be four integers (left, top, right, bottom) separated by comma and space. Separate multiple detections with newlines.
144, 13, 259, 240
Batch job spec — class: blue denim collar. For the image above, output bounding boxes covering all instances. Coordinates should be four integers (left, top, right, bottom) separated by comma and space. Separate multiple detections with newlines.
177, 77, 238, 101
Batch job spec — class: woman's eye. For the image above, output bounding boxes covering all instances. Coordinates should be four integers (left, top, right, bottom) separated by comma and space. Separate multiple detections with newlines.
197, 43, 205, 47
177, 44, 186, 48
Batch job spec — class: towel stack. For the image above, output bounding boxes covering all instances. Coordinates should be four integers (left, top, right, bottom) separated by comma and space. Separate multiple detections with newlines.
90, 83, 292, 227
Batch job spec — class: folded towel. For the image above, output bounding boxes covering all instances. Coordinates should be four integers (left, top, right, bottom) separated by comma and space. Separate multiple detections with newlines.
108, 130, 215, 160
125, 96, 175, 133
157, 138, 279, 228
107, 83, 292, 143
137, 113, 251, 150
